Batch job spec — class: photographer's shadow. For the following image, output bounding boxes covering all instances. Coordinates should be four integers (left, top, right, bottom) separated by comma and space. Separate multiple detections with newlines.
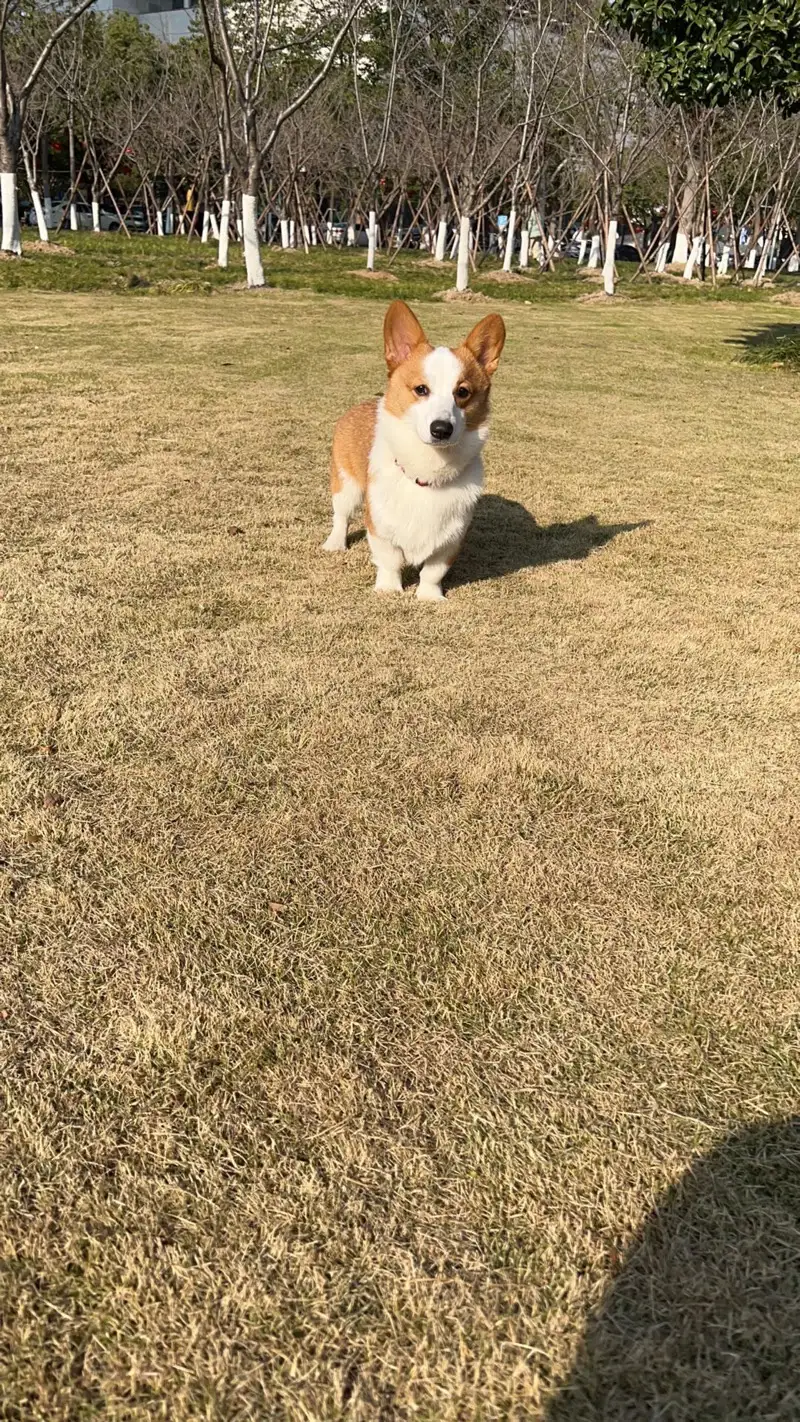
449, 495, 649, 588
548, 1117, 800, 1420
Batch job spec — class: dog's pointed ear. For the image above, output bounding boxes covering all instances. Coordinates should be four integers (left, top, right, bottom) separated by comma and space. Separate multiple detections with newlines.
463, 313, 506, 377
384, 300, 427, 373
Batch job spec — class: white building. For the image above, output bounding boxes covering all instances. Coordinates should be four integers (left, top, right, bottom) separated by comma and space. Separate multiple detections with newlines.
94, 0, 197, 43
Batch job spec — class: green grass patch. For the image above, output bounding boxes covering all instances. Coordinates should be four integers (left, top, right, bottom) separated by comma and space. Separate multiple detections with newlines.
3, 229, 798, 306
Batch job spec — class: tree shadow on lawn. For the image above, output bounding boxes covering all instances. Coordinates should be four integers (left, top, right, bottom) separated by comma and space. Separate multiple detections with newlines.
547, 1117, 800, 1421
448, 495, 649, 589
727, 323, 800, 369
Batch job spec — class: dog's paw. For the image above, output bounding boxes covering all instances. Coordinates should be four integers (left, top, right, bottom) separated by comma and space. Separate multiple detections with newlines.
374, 572, 404, 594
416, 583, 445, 602
322, 534, 347, 552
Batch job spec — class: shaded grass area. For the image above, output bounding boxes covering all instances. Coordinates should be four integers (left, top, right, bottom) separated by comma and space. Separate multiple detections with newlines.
734, 320, 800, 369
550, 1118, 800, 1420
2, 229, 799, 305
0, 293, 799, 1419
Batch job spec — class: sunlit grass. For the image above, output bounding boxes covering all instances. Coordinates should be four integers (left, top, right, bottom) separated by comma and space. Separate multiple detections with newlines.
1, 290, 798, 1419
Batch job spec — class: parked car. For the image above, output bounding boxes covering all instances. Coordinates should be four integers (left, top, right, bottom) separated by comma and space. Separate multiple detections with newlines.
28, 200, 149, 233
615, 232, 643, 262
38, 201, 94, 230
122, 205, 148, 233
322, 213, 349, 244
393, 225, 424, 249
28, 200, 94, 231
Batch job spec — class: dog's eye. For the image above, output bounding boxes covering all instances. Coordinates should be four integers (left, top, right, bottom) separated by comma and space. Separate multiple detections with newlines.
456, 385, 471, 401
413, 384, 430, 397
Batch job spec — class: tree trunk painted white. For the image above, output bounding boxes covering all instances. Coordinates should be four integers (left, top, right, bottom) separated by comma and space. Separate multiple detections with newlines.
745, 242, 759, 270
156, 208, 164, 237
69, 202, 78, 231
92, 199, 100, 233
242, 192, 265, 287
367, 208, 377, 270
210, 212, 220, 240
311, 225, 317, 246
44, 195, 53, 227
165, 207, 174, 235
577, 235, 588, 265
449, 230, 458, 258
672, 231, 689, 266
655, 240, 670, 273
754, 233, 773, 286
519, 226, 530, 268
201, 209, 210, 243
673, 163, 698, 270
434, 217, 448, 262
280, 217, 289, 248
218, 198, 230, 267
236, 215, 243, 239
289, 218, 296, 248
532, 238, 544, 265
683, 235, 703, 280
789, 252, 799, 273
302, 223, 311, 247
347, 223, 355, 246
1, 171, 21, 254
587, 234, 601, 268
31, 187, 49, 242
456, 214, 471, 292
502, 208, 516, 273
718, 244, 731, 276
603, 218, 618, 295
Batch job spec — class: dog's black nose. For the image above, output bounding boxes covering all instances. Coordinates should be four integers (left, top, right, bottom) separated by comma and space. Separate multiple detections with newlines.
430, 419, 453, 442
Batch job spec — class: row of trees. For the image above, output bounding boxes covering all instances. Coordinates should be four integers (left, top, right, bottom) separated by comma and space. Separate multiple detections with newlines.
2, 0, 800, 295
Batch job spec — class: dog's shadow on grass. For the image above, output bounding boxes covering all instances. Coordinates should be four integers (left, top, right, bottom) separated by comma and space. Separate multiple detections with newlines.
448, 495, 649, 589
547, 1116, 800, 1420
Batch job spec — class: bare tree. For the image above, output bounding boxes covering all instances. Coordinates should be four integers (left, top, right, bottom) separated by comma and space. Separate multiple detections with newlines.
559, 11, 664, 294
502, 3, 564, 272
19, 77, 51, 238
200, 0, 364, 286
0, 0, 97, 252
350, 0, 416, 268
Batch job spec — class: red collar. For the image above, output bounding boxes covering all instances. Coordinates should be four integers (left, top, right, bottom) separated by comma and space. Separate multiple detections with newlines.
395, 458, 431, 488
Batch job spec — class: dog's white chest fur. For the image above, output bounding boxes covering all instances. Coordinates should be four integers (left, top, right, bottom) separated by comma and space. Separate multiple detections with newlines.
369, 402, 485, 566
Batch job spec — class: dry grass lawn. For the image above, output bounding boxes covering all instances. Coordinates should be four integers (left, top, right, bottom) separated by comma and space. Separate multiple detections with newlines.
1, 290, 798, 1420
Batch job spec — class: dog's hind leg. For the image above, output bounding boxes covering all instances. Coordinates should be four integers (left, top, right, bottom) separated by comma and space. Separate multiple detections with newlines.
322, 468, 362, 552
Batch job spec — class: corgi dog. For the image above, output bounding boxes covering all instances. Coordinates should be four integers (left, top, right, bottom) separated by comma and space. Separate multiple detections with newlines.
323, 299, 506, 600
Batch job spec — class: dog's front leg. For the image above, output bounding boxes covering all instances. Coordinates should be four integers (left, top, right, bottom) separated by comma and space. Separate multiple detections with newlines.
417, 540, 461, 601
368, 532, 405, 593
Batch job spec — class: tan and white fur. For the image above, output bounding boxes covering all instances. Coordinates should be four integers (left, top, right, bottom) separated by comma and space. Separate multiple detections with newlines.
323, 300, 506, 600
